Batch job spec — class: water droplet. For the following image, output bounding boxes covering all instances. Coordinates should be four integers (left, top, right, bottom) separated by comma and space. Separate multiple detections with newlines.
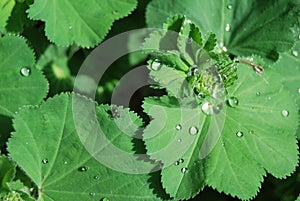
42, 159, 48, 164
221, 143, 225, 147
29, 188, 34, 193
177, 138, 182, 143
189, 126, 198, 135
94, 175, 100, 180
69, 25, 72, 30
227, 4, 233, 9
292, 50, 298, 57
78, 166, 88, 172
175, 124, 182, 130
227, 97, 239, 107
267, 96, 272, 101
298, 88, 300, 94
197, 92, 205, 99
181, 167, 188, 174
20, 67, 31, 77
150, 59, 161, 71
186, 37, 193, 44
249, 130, 254, 134
179, 158, 184, 163
184, 19, 192, 25
63, 161, 68, 165
225, 24, 231, 32
187, 65, 198, 76
102, 198, 110, 201
89, 192, 95, 196
256, 91, 261, 96
112, 10, 119, 15
174, 161, 180, 166
281, 110, 289, 117
222, 46, 228, 52
202, 102, 221, 115
236, 131, 243, 137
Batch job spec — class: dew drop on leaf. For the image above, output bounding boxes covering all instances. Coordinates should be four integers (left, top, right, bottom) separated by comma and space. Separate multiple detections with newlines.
179, 158, 184, 163
174, 161, 180, 166
186, 37, 193, 44
236, 131, 244, 137
78, 166, 89, 172
89, 192, 95, 196
150, 59, 161, 71
177, 138, 182, 143
227, 97, 239, 107
187, 65, 198, 77
189, 126, 198, 135
202, 102, 221, 115
221, 143, 225, 147
112, 10, 119, 15
227, 4, 233, 9
20, 67, 31, 77
102, 197, 110, 201
225, 23, 231, 32
175, 124, 182, 130
256, 91, 261, 96
292, 50, 298, 57
197, 92, 205, 99
184, 19, 192, 25
281, 110, 289, 117
63, 161, 68, 165
181, 167, 188, 174
94, 175, 100, 180
298, 88, 300, 94
249, 130, 254, 134
42, 159, 48, 164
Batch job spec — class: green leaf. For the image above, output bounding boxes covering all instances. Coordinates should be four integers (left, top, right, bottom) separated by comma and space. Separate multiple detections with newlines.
0, 35, 48, 117
273, 40, 300, 138
8, 93, 164, 201
0, 0, 15, 32
142, 62, 299, 200
143, 96, 207, 199
0, 155, 16, 193
146, 0, 299, 60
6, 0, 33, 33
28, 0, 138, 47
296, 194, 300, 201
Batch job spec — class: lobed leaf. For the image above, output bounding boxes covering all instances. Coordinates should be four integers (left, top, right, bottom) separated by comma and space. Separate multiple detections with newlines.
0, 35, 48, 117
146, 0, 299, 60
8, 93, 164, 201
28, 0, 138, 47
142, 61, 299, 200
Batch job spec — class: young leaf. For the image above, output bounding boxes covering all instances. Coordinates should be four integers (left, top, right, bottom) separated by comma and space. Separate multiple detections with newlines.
8, 93, 164, 201
28, 0, 138, 47
146, 0, 299, 60
142, 62, 299, 200
0, 35, 48, 117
